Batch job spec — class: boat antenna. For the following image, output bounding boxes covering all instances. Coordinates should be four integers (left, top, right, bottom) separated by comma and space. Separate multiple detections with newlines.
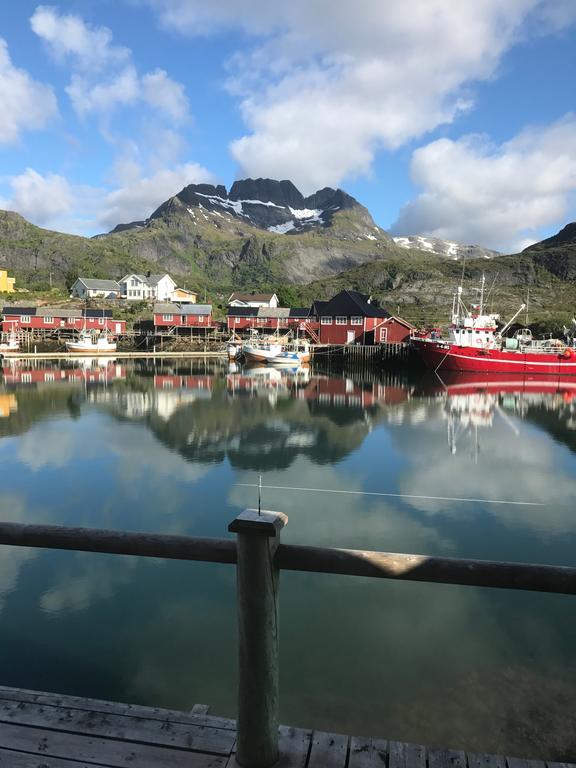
258, 474, 262, 515
480, 273, 485, 316
525, 287, 530, 326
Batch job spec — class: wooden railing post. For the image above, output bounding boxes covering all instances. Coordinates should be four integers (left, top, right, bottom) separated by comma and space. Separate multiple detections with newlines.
229, 509, 288, 768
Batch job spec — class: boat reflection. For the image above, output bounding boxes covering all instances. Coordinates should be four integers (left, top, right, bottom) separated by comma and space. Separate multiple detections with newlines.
417, 372, 576, 458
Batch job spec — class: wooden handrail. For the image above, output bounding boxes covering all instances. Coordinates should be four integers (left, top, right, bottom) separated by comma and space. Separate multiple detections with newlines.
0, 522, 237, 564
277, 544, 576, 594
0, 521, 574, 595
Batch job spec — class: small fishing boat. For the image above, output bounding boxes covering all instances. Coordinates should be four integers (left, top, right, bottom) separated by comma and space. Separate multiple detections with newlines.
66, 330, 117, 353
242, 341, 284, 363
267, 341, 311, 365
0, 330, 19, 353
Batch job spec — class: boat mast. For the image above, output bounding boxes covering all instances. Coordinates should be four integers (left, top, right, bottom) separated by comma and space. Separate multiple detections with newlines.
479, 274, 485, 316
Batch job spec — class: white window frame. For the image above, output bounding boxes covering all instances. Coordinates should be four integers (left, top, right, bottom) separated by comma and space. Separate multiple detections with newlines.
321, 316, 332, 325
21, 373, 32, 383
98, 318, 105, 326
379, 328, 388, 342
43, 317, 53, 324
21, 315, 31, 323
351, 316, 363, 325
336, 316, 347, 325
162, 314, 173, 322
197, 315, 204, 322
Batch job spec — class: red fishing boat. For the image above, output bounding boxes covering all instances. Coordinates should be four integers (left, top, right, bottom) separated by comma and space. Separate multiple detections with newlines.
412, 279, 576, 374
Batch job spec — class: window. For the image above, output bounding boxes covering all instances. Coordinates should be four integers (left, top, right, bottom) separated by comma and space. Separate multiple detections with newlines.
44, 373, 55, 382
197, 315, 204, 322
321, 316, 332, 325
98, 318, 105, 326
379, 328, 388, 342
162, 380, 173, 389
234, 317, 240, 324
21, 373, 32, 383
21, 315, 30, 323
44, 317, 53, 324
351, 316, 363, 325
131, 278, 138, 287
162, 314, 173, 322
336, 316, 347, 325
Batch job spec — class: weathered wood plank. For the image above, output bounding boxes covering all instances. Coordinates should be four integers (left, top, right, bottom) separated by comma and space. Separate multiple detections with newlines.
429, 749, 467, 768
277, 726, 312, 768
0, 699, 234, 755
0, 748, 96, 767
468, 753, 506, 768
348, 737, 388, 768
307, 731, 348, 768
0, 721, 227, 768
507, 760, 546, 768
0, 686, 235, 730
388, 740, 425, 768
191, 704, 211, 716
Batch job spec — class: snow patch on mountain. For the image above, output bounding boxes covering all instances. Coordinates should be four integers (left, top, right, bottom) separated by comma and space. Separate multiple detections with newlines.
393, 235, 501, 260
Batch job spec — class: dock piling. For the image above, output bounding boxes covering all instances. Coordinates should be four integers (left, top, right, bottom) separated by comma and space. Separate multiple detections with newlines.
229, 509, 288, 768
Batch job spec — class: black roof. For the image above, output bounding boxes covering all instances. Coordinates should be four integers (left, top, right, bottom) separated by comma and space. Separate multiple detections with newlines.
227, 307, 259, 317
3, 306, 38, 315
312, 290, 390, 318
84, 309, 113, 318
289, 307, 312, 318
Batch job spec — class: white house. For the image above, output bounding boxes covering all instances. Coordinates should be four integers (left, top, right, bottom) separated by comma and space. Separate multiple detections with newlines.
227, 292, 279, 308
71, 278, 121, 299
120, 274, 177, 301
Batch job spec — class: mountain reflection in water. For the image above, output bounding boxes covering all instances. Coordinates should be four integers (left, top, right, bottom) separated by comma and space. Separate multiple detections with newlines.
0, 358, 575, 759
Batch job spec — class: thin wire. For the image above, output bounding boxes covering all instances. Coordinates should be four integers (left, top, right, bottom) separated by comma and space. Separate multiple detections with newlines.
237, 483, 544, 507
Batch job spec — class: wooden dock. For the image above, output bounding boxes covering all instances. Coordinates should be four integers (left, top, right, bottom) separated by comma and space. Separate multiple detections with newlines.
0, 684, 569, 768
0, 350, 226, 360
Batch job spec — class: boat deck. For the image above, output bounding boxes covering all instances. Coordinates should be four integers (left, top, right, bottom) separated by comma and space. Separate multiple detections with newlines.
0, 685, 570, 768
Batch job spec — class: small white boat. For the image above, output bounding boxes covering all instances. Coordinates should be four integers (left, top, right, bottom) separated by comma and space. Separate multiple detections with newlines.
66, 331, 117, 354
0, 331, 19, 353
268, 342, 311, 366
242, 341, 284, 363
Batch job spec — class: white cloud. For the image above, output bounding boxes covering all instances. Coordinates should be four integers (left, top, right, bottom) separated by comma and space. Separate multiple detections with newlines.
30, 6, 190, 121
30, 5, 130, 71
1, 168, 73, 225
145, 0, 576, 192
0, 38, 57, 144
66, 67, 140, 116
142, 69, 189, 122
99, 162, 216, 229
391, 114, 576, 252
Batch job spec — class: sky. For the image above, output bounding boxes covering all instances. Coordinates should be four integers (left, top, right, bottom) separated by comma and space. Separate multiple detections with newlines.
0, 0, 575, 252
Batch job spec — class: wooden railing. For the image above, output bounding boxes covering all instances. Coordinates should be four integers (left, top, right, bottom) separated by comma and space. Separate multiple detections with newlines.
0, 514, 575, 768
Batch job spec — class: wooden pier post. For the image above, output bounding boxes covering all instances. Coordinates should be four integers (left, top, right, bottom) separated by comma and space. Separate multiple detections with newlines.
229, 509, 288, 768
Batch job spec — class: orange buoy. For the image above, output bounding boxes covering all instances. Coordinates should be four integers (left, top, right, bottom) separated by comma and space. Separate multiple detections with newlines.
562, 347, 573, 359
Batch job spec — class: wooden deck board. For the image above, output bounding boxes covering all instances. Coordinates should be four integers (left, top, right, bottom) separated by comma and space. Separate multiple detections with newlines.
307, 731, 348, 768
0, 698, 234, 754
0, 687, 573, 768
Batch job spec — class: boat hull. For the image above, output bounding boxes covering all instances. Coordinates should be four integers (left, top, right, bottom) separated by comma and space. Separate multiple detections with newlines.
412, 339, 576, 374
65, 342, 117, 353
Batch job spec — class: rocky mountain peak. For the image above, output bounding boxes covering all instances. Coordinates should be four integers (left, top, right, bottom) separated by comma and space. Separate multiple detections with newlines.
229, 178, 304, 208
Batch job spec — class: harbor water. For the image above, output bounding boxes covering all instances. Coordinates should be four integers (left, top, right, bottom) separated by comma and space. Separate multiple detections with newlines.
0, 357, 575, 758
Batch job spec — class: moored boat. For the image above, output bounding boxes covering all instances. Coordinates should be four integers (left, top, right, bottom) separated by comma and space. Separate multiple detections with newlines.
66, 330, 117, 354
412, 279, 576, 374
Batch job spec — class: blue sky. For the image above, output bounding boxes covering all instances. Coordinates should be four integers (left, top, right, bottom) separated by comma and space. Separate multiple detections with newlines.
0, 0, 575, 252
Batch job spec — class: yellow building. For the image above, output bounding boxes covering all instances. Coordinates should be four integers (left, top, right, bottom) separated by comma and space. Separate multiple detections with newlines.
171, 287, 197, 303
0, 270, 15, 293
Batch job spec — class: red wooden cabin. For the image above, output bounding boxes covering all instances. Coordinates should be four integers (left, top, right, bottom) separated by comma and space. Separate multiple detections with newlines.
153, 303, 214, 332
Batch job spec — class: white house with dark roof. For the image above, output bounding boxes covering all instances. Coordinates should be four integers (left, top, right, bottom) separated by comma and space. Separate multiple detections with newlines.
227, 292, 279, 308
70, 278, 121, 299
120, 274, 177, 301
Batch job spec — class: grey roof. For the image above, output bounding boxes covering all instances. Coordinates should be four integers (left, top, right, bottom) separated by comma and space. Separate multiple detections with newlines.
256, 307, 290, 318
154, 302, 212, 316
77, 278, 121, 291
37, 307, 82, 318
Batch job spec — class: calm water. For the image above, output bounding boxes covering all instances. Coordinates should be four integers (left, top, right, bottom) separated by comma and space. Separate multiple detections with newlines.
0, 358, 575, 758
